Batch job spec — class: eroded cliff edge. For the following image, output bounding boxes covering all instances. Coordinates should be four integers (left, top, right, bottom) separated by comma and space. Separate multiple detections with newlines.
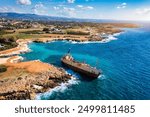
0, 60, 72, 100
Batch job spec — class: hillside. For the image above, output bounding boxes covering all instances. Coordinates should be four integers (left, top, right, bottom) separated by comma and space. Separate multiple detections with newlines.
0, 12, 118, 22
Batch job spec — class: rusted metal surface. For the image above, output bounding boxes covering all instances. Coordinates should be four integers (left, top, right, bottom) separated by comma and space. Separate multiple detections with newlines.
61, 55, 101, 78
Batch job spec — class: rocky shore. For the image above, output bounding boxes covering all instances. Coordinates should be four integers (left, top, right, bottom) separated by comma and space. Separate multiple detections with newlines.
0, 31, 124, 100
0, 37, 75, 100
0, 60, 72, 100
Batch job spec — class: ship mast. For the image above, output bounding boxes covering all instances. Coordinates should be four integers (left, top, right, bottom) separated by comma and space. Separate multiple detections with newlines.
67, 48, 71, 54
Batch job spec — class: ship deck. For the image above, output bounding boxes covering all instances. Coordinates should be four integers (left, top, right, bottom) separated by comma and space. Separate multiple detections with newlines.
61, 58, 100, 75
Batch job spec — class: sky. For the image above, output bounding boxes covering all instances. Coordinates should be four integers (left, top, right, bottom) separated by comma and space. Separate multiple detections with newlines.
0, 0, 150, 21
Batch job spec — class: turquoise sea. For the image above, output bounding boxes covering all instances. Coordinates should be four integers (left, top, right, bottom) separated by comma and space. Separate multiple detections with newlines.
21, 24, 150, 100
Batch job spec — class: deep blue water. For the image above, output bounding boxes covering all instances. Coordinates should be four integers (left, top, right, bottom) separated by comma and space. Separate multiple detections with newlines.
21, 24, 150, 100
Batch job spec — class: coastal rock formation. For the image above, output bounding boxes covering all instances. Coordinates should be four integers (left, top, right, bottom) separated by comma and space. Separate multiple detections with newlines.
0, 90, 31, 100
0, 61, 72, 100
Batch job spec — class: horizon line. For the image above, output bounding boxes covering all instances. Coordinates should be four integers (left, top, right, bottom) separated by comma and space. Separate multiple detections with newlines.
0, 12, 150, 22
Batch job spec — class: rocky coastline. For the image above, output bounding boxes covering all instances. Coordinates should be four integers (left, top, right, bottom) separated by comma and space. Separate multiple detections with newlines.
0, 32, 121, 100
0, 60, 72, 100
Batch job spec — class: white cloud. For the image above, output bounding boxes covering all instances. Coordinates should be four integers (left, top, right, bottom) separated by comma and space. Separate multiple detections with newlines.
17, 0, 31, 5
55, 6, 76, 17
53, 6, 60, 10
32, 3, 47, 15
67, 0, 75, 4
34, 2, 44, 8
63, 7, 76, 16
117, 3, 127, 9
0, 7, 10, 12
85, 0, 94, 2
63, 7, 75, 11
77, 5, 83, 8
136, 8, 150, 15
0, 7, 16, 12
77, 5, 94, 10
122, 3, 127, 5
86, 6, 94, 10
53, 5, 76, 17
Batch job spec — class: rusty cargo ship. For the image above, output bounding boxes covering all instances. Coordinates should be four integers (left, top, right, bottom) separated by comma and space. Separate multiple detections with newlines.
61, 54, 101, 79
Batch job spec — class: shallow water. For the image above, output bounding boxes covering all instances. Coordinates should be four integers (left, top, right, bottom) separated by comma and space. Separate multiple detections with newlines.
21, 24, 150, 100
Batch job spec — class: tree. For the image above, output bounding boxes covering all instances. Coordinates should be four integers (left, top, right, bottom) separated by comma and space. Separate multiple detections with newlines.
43, 28, 49, 32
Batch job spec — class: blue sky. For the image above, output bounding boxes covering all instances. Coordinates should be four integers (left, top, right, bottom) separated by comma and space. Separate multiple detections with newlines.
0, 0, 150, 21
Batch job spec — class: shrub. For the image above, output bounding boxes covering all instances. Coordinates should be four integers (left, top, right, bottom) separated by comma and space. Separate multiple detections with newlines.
0, 65, 7, 73
43, 28, 49, 32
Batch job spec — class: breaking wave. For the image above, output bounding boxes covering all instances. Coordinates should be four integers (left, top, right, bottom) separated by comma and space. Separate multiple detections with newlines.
68, 33, 122, 44
98, 74, 107, 80
36, 71, 80, 100
46, 32, 122, 45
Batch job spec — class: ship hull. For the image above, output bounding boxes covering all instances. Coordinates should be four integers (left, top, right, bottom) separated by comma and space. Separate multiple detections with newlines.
61, 59, 100, 79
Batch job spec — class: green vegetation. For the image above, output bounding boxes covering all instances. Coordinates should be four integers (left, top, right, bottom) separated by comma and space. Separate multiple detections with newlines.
21, 30, 42, 34
0, 30, 14, 35
0, 65, 7, 73
43, 28, 50, 33
1, 33, 45, 39
0, 36, 18, 51
43, 28, 49, 32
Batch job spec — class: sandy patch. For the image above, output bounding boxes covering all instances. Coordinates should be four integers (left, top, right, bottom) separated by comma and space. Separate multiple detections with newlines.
5, 60, 62, 74
0, 58, 10, 64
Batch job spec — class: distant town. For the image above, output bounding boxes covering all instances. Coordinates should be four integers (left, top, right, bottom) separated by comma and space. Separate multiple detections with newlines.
0, 17, 138, 51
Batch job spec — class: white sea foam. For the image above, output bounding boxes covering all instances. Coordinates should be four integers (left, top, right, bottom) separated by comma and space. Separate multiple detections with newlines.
36, 73, 79, 100
113, 32, 121, 36
100, 35, 117, 43
46, 32, 122, 45
36, 70, 107, 99
67, 32, 122, 44
99, 32, 123, 43
98, 74, 107, 80
66, 69, 81, 79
